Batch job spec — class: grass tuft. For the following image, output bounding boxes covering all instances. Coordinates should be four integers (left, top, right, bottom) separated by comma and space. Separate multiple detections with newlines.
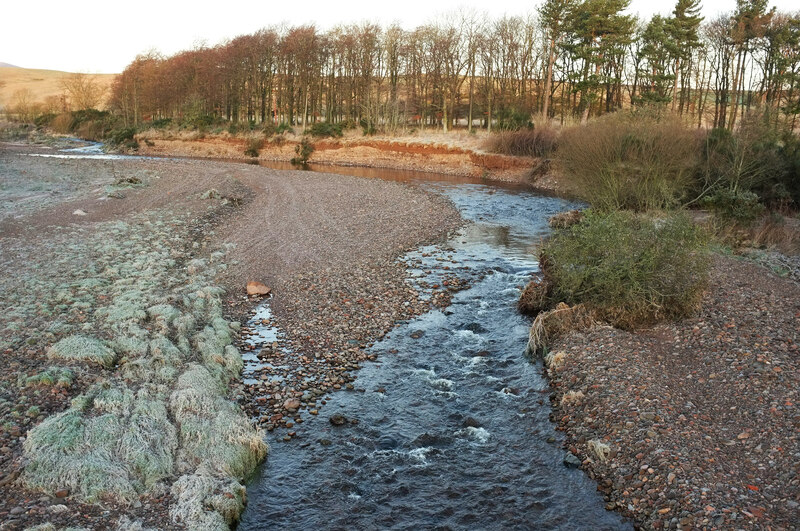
47, 335, 117, 368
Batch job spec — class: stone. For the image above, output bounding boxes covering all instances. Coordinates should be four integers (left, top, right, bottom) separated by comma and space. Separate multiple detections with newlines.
563, 453, 582, 468
463, 416, 481, 428
329, 414, 347, 426
9, 507, 24, 516
72, 209, 88, 216
283, 398, 301, 411
247, 281, 271, 296
54, 489, 69, 498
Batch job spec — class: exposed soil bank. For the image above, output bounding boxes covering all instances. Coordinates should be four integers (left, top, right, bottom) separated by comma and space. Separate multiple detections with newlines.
544, 255, 800, 530
133, 130, 557, 189
0, 142, 460, 530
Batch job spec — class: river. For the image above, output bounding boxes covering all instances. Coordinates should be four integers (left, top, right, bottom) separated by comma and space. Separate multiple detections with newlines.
33, 143, 629, 529
238, 172, 630, 530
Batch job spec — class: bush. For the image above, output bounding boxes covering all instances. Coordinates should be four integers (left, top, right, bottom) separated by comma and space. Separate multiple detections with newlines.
484, 127, 558, 158
108, 127, 137, 146
150, 118, 172, 129
291, 137, 314, 165
495, 108, 533, 130
702, 188, 764, 223
541, 210, 710, 328
308, 121, 344, 138
697, 115, 800, 209
275, 122, 293, 135
244, 136, 264, 157
558, 112, 699, 211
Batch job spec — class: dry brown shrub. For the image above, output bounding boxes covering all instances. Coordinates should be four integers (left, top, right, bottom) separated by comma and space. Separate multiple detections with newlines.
483, 127, 559, 158
548, 209, 583, 229
50, 113, 74, 134
557, 112, 699, 211
518, 278, 550, 316
526, 302, 594, 356
750, 215, 800, 255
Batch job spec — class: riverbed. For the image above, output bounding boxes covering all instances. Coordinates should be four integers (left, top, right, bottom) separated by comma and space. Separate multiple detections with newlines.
237, 175, 630, 530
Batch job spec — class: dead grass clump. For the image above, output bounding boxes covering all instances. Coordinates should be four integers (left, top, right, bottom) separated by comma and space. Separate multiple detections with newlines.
170, 364, 267, 479
170, 471, 246, 530
23, 384, 179, 502
527, 303, 594, 356
543, 350, 567, 371
517, 278, 550, 316
588, 439, 611, 462
47, 335, 117, 368
548, 209, 583, 229
560, 390, 585, 406
483, 127, 559, 158
750, 214, 800, 255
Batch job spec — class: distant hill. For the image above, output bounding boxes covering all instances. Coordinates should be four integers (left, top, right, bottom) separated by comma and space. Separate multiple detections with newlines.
0, 62, 20, 68
0, 67, 117, 109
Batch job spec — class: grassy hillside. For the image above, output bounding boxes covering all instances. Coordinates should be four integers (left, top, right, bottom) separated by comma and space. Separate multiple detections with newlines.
0, 67, 116, 110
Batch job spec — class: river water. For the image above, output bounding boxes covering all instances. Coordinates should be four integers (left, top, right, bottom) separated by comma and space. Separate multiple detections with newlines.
31, 143, 628, 529
238, 176, 630, 530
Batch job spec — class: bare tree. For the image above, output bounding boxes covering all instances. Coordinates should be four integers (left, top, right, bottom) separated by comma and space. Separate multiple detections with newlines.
60, 73, 108, 110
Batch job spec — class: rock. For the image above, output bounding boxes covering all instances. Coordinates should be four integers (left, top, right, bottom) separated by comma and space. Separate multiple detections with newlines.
563, 453, 582, 468
9, 506, 24, 516
463, 416, 481, 428
283, 398, 301, 411
329, 414, 347, 426
72, 209, 87, 216
54, 488, 69, 498
247, 281, 271, 296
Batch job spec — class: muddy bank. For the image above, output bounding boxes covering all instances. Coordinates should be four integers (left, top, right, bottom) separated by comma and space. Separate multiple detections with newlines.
133, 130, 551, 188
542, 255, 800, 529
0, 143, 460, 529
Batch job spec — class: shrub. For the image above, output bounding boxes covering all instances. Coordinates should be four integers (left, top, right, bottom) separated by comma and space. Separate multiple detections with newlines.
151, 118, 173, 129
308, 121, 344, 138
495, 107, 533, 130
697, 114, 800, 209
244, 136, 264, 157
291, 137, 314, 165
359, 118, 376, 136
108, 127, 137, 148
484, 127, 558, 158
541, 210, 710, 328
702, 188, 764, 223
275, 122, 293, 134
557, 112, 699, 211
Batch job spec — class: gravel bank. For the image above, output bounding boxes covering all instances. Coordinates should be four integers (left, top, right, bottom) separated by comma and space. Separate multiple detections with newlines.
544, 255, 799, 529
0, 144, 461, 529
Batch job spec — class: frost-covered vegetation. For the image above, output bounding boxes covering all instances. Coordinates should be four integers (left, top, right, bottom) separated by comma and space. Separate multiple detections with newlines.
1, 211, 266, 528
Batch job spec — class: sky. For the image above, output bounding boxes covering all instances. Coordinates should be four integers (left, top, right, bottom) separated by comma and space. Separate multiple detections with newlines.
1, 0, 797, 74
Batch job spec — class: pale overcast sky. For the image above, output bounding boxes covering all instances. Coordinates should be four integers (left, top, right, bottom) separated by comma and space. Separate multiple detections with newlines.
1, 0, 797, 73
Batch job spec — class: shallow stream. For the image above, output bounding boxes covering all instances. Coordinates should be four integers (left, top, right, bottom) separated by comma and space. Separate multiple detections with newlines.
32, 143, 628, 529
238, 176, 629, 530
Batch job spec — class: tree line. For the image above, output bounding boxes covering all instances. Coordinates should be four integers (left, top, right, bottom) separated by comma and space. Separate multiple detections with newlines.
109, 0, 800, 132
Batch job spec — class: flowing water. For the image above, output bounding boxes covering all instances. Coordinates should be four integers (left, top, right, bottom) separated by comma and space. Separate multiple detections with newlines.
238, 179, 630, 530
31, 143, 628, 529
